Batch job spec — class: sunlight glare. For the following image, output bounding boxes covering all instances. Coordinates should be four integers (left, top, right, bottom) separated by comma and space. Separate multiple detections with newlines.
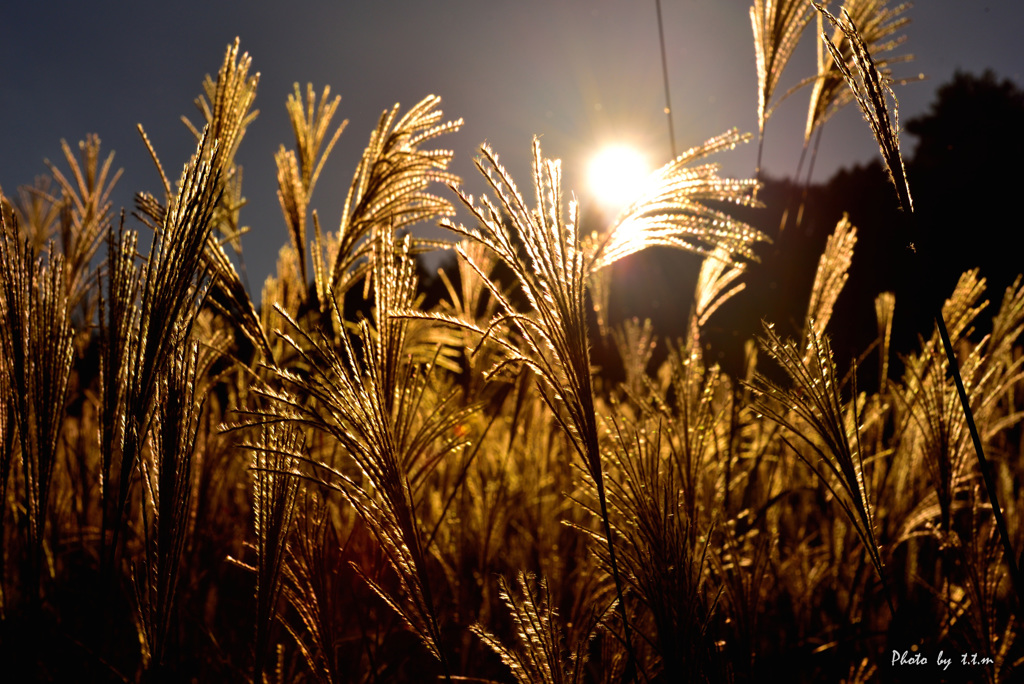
587, 145, 649, 211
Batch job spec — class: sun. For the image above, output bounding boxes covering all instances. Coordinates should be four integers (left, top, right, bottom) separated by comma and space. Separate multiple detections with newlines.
587, 144, 650, 211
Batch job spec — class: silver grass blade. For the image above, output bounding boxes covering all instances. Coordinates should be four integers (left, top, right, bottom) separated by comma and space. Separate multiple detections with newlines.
105, 126, 225, 560
96, 217, 142, 559
322, 95, 461, 311
44, 134, 121, 313
260, 241, 308, 346
243, 229, 472, 676
921, 270, 1024, 609
805, 1, 915, 145
610, 318, 657, 397
814, 3, 913, 212
288, 84, 346, 196
438, 140, 600, 473
276, 83, 346, 291
275, 494, 341, 683
695, 245, 748, 328
587, 263, 614, 340
948, 490, 1021, 678
9, 176, 62, 253
423, 238, 508, 387
183, 37, 259, 207
0, 217, 75, 595
751, 0, 816, 137
438, 137, 640, 672
894, 341, 979, 537
569, 413, 723, 681
904, 269, 988, 381
178, 37, 259, 263
241, 423, 303, 681
874, 291, 895, 388
181, 39, 273, 359
131, 341, 205, 668
135, 40, 271, 361
275, 148, 306, 284
471, 572, 591, 684
804, 213, 857, 342
750, 322, 889, 601
989, 276, 1024, 358
203, 228, 273, 359
588, 129, 766, 271
896, 274, 1024, 539
751, 0, 816, 177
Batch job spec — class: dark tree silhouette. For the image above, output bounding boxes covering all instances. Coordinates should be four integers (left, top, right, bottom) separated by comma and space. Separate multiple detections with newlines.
906, 70, 1024, 301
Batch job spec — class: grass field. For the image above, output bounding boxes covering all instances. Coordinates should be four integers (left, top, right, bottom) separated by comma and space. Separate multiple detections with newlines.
0, 3, 1021, 682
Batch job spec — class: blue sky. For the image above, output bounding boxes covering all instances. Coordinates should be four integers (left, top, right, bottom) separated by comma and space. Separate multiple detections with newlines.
1, 1, 1021, 289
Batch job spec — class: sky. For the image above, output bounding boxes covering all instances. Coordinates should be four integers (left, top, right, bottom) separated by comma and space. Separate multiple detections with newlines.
1, 1, 1022, 291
